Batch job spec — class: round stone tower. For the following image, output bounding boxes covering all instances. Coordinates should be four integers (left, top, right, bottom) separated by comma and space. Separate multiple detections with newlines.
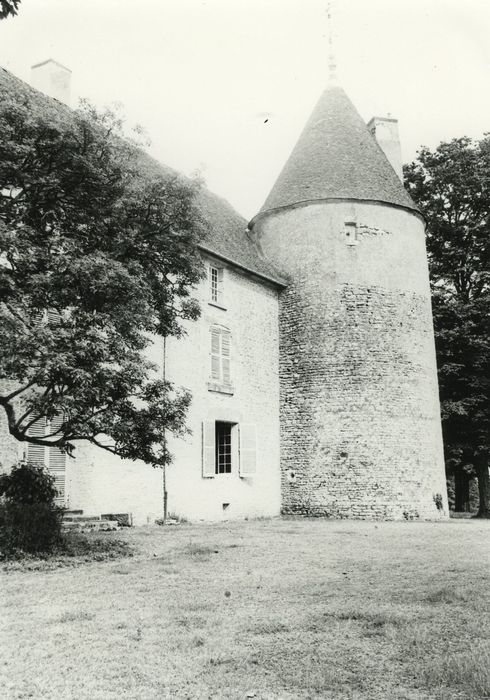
249, 84, 448, 520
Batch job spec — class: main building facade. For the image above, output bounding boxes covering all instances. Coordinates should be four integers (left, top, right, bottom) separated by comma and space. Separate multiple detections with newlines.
0, 63, 449, 523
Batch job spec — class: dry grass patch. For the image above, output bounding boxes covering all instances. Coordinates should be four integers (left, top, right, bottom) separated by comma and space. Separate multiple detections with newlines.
423, 644, 490, 699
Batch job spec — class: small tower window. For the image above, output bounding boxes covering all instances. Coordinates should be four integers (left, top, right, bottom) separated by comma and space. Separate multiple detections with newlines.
344, 220, 358, 246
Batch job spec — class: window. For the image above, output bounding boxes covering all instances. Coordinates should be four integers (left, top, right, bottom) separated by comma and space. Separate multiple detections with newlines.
210, 266, 219, 303
201, 421, 257, 479
210, 326, 231, 385
344, 220, 358, 246
209, 265, 224, 306
215, 422, 232, 474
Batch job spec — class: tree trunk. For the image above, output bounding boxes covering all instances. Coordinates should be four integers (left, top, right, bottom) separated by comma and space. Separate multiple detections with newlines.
454, 470, 470, 512
475, 458, 490, 518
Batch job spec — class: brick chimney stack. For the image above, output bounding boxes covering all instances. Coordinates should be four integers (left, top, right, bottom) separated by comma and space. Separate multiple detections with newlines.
367, 116, 403, 181
31, 59, 71, 105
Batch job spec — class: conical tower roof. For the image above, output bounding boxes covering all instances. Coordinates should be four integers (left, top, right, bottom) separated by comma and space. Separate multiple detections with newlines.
252, 85, 419, 223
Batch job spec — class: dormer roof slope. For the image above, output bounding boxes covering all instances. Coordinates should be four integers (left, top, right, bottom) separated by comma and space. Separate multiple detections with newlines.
253, 85, 419, 222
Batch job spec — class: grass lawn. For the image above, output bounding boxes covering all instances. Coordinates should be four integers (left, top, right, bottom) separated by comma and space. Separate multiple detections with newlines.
1, 518, 489, 700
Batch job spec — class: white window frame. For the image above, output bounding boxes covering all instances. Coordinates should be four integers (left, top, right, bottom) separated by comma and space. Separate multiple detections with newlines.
201, 420, 256, 479
208, 265, 225, 307
215, 421, 233, 475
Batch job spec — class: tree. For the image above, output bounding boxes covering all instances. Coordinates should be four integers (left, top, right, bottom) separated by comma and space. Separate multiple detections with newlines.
404, 136, 490, 517
0, 93, 206, 468
0, 0, 20, 19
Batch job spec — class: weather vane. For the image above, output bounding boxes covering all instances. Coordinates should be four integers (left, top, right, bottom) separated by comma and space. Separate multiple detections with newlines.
327, 0, 337, 83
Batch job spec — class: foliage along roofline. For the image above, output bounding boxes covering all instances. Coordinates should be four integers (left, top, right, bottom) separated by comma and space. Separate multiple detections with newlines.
0, 65, 286, 289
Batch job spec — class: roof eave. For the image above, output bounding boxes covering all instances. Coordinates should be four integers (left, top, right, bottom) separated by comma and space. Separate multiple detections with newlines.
199, 244, 288, 288
249, 196, 424, 230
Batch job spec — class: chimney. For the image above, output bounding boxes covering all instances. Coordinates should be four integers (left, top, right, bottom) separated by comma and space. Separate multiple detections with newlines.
367, 116, 403, 181
30, 59, 71, 105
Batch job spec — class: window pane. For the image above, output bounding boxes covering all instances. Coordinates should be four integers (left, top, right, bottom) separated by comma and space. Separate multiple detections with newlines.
215, 422, 232, 474
210, 267, 219, 302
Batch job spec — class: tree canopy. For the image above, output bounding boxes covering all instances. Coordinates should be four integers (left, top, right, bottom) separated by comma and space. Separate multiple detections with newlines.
404, 136, 490, 516
0, 90, 206, 468
0, 0, 20, 19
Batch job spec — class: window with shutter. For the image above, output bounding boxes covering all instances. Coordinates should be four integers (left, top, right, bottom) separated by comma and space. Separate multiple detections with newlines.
27, 414, 66, 504
48, 414, 66, 504
27, 417, 47, 467
209, 326, 232, 386
202, 421, 237, 478
221, 332, 231, 384
47, 309, 60, 323
202, 421, 216, 478
239, 424, 257, 478
211, 327, 221, 382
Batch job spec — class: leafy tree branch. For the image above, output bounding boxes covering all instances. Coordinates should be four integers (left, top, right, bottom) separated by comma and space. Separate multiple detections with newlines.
0, 91, 207, 468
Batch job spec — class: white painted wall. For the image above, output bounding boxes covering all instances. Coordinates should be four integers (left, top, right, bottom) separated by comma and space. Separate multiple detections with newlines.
57, 256, 281, 524
164, 255, 282, 521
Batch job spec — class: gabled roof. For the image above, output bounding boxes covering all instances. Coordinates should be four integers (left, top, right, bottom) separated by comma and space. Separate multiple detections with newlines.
31, 58, 72, 73
0, 66, 286, 287
251, 85, 419, 225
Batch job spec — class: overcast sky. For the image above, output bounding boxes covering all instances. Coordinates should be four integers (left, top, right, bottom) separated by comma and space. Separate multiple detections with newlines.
1, 0, 489, 220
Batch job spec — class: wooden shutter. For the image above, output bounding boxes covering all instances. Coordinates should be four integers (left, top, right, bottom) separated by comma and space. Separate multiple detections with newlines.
47, 309, 59, 323
221, 331, 231, 384
48, 414, 66, 504
202, 421, 216, 478
239, 424, 257, 477
27, 415, 66, 504
32, 310, 44, 327
211, 328, 221, 381
27, 417, 47, 467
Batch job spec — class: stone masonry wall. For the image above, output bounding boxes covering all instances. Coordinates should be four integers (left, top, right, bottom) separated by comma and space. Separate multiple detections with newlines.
256, 201, 448, 520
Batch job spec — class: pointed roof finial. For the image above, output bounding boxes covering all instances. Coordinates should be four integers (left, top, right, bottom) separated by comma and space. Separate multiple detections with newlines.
327, 1, 337, 84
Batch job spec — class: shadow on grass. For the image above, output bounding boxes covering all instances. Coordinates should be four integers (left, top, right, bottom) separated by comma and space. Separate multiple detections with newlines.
247, 621, 291, 635
307, 608, 407, 636
184, 543, 216, 559
1, 532, 133, 571
424, 586, 468, 604
53, 610, 96, 624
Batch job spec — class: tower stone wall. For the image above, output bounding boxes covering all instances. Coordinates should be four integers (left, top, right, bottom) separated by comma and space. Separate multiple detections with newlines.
255, 200, 448, 520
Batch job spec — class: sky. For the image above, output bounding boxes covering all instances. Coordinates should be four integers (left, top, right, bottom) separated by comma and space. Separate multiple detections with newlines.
1, 0, 489, 220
